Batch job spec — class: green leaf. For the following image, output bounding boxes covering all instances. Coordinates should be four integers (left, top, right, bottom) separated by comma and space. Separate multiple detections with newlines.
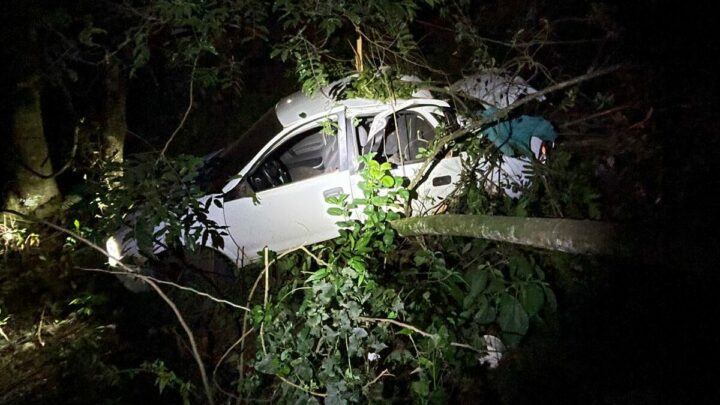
345, 301, 362, 319
380, 175, 395, 188
469, 270, 488, 297
520, 283, 545, 316
498, 294, 529, 336
306, 267, 329, 283
327, 207, 345, 216
255, 354, 279, 374
348, 257, 366, 274
312, 281, 335, 304
382, 230, 395, 247
509, 254, 533, 280
412, 379, 430, 396
473, 295, 496, 324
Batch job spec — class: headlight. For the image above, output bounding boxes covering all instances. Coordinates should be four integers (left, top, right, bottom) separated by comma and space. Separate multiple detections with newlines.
106, 236, 122, 267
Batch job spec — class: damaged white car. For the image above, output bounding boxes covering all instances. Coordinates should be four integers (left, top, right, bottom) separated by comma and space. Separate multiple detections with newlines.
106, 77, 554, 277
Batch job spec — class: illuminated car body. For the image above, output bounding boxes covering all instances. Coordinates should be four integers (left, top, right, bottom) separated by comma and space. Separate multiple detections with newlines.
107, 80, 552, 270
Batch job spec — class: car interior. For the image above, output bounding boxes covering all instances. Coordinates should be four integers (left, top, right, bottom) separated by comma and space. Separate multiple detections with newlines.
359, 111, 436, 165
248, 125, 340, 192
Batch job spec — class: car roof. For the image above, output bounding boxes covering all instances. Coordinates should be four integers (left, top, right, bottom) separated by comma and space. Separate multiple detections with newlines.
274, 79, 436, 128
203, 80, 443, 193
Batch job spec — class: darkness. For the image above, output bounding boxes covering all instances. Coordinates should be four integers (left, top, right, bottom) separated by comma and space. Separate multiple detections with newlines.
548, 2, 720, 403
2, 0, 719, 403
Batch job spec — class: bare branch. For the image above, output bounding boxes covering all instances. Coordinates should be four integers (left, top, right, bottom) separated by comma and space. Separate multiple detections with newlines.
277, 374, 327, 398
159, 56, 198, 157
77, 267, 250, 312
358, 316, 484, 353
0, 209, 215, 405
407, 64, 622, 193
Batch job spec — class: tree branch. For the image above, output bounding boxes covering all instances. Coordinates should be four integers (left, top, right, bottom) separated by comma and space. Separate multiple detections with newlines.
391, 214, 632, 256
77, 267, 250, 312
407, 64, 622, 193
1, 209, 215, 405
159, 56, 198, 157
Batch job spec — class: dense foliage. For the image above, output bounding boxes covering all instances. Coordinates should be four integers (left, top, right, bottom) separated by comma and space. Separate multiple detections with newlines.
4, 0, 716, 404
241, 154, 557, 402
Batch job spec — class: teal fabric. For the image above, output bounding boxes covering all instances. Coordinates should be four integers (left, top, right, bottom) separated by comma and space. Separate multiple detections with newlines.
482, 108, 557, 156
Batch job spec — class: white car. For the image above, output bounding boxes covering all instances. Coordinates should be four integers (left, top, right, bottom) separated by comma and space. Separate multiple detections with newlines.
107, 79, 552, 275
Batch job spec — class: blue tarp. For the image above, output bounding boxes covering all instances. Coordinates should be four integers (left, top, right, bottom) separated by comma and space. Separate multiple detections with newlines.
482, 108, 557, 157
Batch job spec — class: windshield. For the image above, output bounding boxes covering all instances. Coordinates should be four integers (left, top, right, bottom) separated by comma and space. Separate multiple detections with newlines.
199, 107, 283, 193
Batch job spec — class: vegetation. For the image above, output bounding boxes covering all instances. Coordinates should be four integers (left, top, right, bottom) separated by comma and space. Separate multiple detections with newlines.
1, 0, 716, 404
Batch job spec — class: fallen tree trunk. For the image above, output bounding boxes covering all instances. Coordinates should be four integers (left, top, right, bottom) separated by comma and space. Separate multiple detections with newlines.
391, 214, 632, 256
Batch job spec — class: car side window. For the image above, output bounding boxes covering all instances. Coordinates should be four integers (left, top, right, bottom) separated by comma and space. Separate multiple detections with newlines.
358, 111, 435, 166
248, 120, 340, 192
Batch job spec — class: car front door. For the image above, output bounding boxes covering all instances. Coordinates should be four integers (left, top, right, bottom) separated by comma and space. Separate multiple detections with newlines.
350, 104, 464, 215
221, 111, 352, 264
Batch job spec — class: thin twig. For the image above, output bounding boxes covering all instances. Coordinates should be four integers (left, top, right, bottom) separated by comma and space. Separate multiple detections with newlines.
0, 209, 215, 405
236, 244, 324, 403
263, 248, 269, 307
77, 267, 250, 312
19, 125, 79, 180
277, 375, 327, 398
358, 317, 433, 337
159, 56, 198, 157
145, 277, 215, 404
238, 249, 275, 403
213, 327, 255, 400
260, 247, 269, 355
560, 104, 633, 128
36, 307, 45, 347
363, 369, 394, 390
450, 342, 484, 354
407, 64, 622, 193
358, 316, 484, 354
299, 246, 328, 266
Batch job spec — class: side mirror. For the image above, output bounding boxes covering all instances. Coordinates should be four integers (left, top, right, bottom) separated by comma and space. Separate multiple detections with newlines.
223, 178, 253, 202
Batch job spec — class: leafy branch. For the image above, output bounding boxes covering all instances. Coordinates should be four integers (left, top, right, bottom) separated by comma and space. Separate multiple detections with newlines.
406, 64, 622, 196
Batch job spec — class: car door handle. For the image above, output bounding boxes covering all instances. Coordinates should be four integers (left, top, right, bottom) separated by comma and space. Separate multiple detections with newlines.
323, 187, 344, 199
432, 175, 451, 186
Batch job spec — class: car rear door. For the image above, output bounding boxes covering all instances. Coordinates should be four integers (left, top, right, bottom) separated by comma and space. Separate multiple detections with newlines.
348, 102, 464, 215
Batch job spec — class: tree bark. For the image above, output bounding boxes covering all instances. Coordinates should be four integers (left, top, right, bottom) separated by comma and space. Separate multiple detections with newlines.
391, 214, 633, 256
101, 60, 127, 162
5, 77, 61, 216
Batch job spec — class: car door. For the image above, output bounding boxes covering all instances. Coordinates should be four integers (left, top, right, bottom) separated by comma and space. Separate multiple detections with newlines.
221, 111, 352, 263
350, 103, 463, 215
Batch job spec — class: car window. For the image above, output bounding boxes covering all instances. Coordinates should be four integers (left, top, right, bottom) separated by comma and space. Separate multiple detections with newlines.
248, 119, 340, 192
200, 108, 284, 194
358, 111, 436, 165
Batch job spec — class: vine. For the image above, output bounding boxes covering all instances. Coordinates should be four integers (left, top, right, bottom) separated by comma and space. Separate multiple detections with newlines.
241, 154, 555, 402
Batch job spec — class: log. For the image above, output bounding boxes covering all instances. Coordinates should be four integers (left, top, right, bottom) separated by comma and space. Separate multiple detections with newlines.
391, 214, 632, 256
